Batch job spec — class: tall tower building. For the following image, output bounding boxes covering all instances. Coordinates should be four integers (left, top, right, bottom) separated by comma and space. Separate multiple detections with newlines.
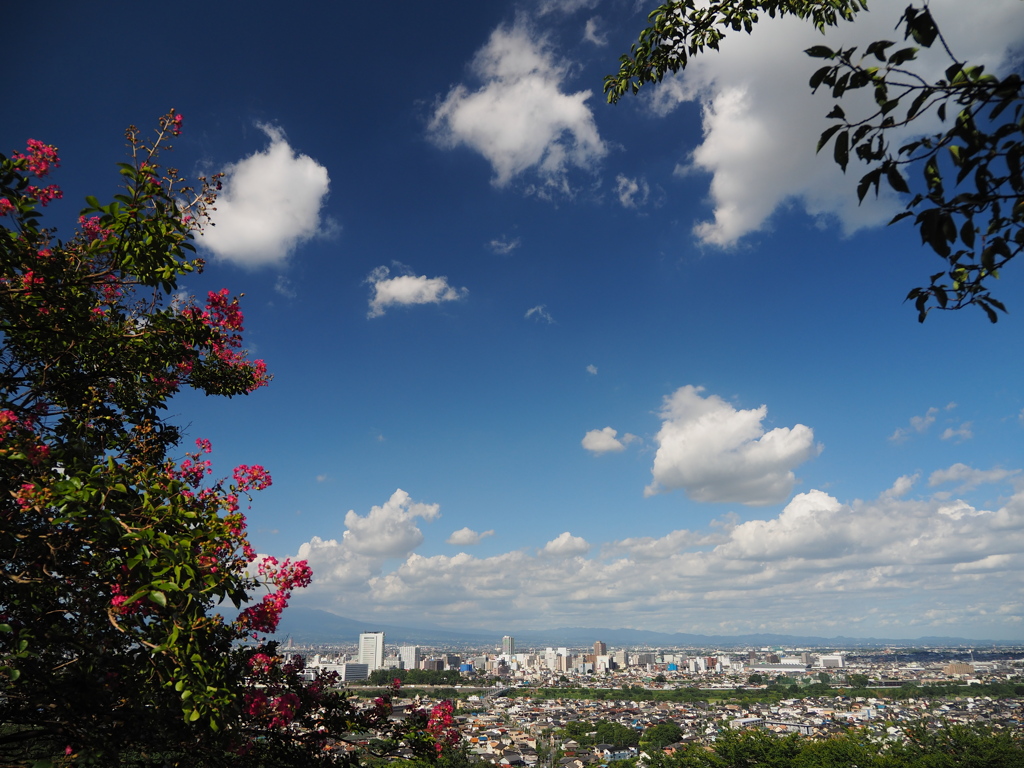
502, 635, 515, 656
399, 645, 421, 670
358, 631, 385, 671
594, 640, 607, 658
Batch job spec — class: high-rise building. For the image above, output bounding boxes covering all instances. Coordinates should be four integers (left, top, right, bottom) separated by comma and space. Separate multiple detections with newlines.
399, 645, 421, 671
594, 640, 607, 657
502, 635, 515, 656
358, 631, 385, 670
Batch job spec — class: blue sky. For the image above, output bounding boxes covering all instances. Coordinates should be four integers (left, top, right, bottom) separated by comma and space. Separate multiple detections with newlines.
7, 0, 1024, 640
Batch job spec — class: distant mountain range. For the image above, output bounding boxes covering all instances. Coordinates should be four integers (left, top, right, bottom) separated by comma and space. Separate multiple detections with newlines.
272, 607, 1014, 648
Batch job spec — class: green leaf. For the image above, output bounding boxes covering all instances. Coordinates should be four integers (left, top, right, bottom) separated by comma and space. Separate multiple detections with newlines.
834, 130, 850, 172
885, 166, 909, 194
960, 220, 975, 249
864, 40, 895, 61
804, 45, 835, 59
816, 124, 843, 153
149, 590, 168, 608
809, 65, 832, 90
888, 47, 918, 67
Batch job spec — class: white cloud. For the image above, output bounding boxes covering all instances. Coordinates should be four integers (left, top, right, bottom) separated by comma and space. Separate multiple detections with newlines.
274, 275, 297, 299
881, 473, 919, 499
645, 385, 821, 504
582, 426, 637, 455
525, 304, 555, 323
645, 0, 1024, 245
586, 364, 597, 375
290, 474, 1024, 638
941, 422, 974, 442
537, 0, 599, 16
447, 527, 495, 546
366, 265, 468, 318
615, 174, 650, 209
583, 17, 608, 47
489, 237, 521, 254
342, 489, 440, 558
928, 463, 1020, 492
541, 531, 591, 556
200, 124, 332, 267
889, 403, 958, 442
429, 20, 606, 193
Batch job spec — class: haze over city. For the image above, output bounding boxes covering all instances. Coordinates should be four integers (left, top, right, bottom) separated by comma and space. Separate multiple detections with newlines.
6, 0, 1024, 640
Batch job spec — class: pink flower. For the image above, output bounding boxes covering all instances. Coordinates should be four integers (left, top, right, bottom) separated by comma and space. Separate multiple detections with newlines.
233, 464, 271, 491
79, 215, 114, 242
12, 139, 60, 177
25, 184, 62, 206
0, 198, 14, 216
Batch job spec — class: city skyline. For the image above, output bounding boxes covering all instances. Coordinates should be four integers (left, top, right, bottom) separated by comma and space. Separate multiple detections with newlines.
5, 0, 1023, 640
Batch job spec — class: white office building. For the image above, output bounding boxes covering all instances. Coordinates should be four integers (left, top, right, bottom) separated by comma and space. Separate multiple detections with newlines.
399, 645, 421, 670
359, 631, 385, 670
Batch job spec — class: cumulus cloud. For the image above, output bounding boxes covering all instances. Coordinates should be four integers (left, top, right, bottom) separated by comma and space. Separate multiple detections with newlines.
525, 304, 555, 323
366, 265, 468, 318
645, 385, 821, 504
615, 174, 650, 208
586, 364, 597, 375
288, 470, 1024, 638
429, 20, 606, 193
582, 426, 637, 454
881, 473, 919, 499
928, 463, 1020, 492
542, 531, 591, 556
447, 527, 495, 546
645, 0, 1024, 245
200, 124, 332, 267
342, 489, 440, 557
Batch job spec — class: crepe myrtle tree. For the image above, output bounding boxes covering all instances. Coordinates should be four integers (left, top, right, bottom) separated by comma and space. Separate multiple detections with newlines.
0, 114, 455, 767
606, 1, 1024, 321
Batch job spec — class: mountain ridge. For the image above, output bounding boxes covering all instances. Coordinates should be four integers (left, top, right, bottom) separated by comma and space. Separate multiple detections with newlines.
273, 608, 1014, 648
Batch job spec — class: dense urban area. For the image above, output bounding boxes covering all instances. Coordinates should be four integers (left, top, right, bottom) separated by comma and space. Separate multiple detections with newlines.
278, 632, 1024, 765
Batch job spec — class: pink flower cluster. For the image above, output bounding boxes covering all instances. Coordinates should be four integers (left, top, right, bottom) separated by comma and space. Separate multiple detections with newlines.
0, 409, 49, 467
236, 555, 312, 635
243, 691, 301, 729
109, 583, 147, 617
0, 198, 13, 217
12, 139, 60, 177
0, 409, 22, 440
247, 652, 276, 674
160, 112, 184, 137
168, 439, 215, 488
426, 700, 460, 754
258, 556, 312, 591
21, 271, 43, 291
182, 290, 270, 393
79, 215, 114, 243
25, 184, 62, 206
233, 464, 271, 492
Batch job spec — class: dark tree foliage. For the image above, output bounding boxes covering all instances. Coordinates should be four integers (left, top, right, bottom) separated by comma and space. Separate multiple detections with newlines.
606, 1, 1023, 321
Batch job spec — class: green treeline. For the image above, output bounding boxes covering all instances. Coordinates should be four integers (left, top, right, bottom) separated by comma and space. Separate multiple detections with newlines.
510, 681, 1024, 705
364, 668, 464, 687
640, 726, 1024, 768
